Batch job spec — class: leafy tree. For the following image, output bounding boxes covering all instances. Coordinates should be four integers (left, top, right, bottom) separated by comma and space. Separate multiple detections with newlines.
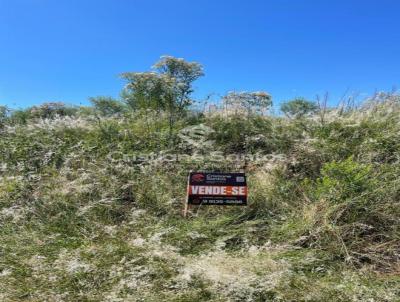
280, 98, 318, 118
121, 56, 204, 143
153, 55, 204, 111
89, 96, 125, 116
121, 72, 175, 112
121, 56, 203, 114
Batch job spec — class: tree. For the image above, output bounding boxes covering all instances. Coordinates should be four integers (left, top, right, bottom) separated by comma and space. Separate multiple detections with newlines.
153, 55, 204, 112
120, 72, 176, 112
222, 91, 272, 116
89, 96, 125, 116
121, 56, 204, 144
121, 56, 204, 114
280, 98, 318, 118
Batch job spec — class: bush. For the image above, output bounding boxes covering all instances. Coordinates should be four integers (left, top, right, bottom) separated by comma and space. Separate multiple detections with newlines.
207, 114, 294, 154
8, 108, 32, 125
281, 98, 318, 118
89, 96, 126, 116
30, 102, 78, 119
0, 105, 9, 128
315, 157, 373, 203
274, 158, 400, 269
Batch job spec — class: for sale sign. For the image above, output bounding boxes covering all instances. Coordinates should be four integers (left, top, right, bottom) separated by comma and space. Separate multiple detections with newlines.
187, 172, 247, 205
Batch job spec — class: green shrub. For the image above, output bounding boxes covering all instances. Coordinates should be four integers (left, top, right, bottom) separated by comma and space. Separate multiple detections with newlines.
316, 157, 373, 203
89, 96, 126, 116
281, 97, 318, 118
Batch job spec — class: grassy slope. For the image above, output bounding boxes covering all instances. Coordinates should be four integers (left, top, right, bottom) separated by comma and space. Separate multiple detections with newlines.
0, 99, 399, 301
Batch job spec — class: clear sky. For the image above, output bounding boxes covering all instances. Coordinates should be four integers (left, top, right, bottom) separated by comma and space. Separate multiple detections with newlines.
1, 0, 399, 109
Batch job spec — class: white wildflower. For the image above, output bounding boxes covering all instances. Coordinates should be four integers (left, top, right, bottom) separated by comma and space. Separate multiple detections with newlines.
0, 206, 25, 222
187, 231, 207, 240
65, 258, 92, 274
103, 225, 117, 236
0, 269, 12, 277
130, 237, 146, 247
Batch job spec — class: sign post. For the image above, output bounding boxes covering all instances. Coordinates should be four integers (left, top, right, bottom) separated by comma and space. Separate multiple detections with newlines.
183, 173, 191, 218
184, 172, 247, 216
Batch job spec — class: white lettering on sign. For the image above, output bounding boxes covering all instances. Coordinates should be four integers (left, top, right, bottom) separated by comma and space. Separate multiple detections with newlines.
190, 186, 247, 196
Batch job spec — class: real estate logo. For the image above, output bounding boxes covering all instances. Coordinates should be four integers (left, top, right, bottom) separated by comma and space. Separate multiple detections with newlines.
178, 124, 214, 148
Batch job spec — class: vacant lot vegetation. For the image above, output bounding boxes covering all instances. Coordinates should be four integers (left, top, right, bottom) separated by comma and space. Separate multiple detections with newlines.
0, 57, 399, 301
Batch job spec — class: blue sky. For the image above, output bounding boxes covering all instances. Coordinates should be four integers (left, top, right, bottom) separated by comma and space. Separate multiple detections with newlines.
1, 0, 399, 109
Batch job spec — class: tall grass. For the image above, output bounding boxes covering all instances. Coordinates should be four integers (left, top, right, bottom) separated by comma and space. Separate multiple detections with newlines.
0, 93, 399, 301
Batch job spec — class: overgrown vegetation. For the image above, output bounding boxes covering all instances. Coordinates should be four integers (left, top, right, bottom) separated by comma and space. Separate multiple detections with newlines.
0, 57, 399, 301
